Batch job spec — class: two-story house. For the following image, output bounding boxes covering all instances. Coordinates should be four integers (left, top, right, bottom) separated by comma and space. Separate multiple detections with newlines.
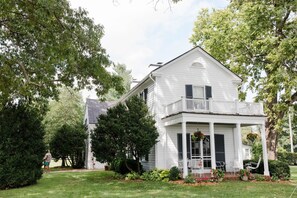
118, 46, 270, 177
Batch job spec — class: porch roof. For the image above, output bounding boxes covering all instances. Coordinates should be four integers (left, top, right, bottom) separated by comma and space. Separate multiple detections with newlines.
162, 112, 266, 126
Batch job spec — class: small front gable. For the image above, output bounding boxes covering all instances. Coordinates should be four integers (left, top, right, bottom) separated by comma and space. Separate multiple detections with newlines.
152, 46, 241, 83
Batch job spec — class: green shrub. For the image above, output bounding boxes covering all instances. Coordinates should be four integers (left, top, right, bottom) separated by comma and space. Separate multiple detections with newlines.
269, 160, 290, 179
184, 174, 196, 184
111, 159, 143, 175
140, 171, 153, 181
169, 166, 180, 181
243, 159, 290, 179
50, 124, 87, 168
254, 174, 265, 181
125, 172, 141, 180
159, 170, 170, 182
140, 169, 170, 181
0, 103, 46, 189
277, 151, 297, 165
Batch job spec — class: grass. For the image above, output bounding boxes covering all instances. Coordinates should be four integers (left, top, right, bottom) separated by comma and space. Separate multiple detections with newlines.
1, 168, 297, 198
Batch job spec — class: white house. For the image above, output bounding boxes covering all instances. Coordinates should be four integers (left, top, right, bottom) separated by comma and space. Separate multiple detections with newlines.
84, 98, 115, 169
118, 46, 270, 177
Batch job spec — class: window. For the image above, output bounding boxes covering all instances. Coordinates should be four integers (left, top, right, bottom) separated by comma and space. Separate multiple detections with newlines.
177, 133, 191, 160
193, 86, 204, 99
139, 88, 148, 104
185, 85, 212, 110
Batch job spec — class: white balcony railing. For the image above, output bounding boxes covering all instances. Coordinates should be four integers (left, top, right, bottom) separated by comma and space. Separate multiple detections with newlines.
164, 97, 264, 117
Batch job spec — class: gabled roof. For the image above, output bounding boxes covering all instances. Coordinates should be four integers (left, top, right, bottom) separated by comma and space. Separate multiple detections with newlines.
153, 46, 242, 81
119, 46, 242, 102
86, 99, 115, 124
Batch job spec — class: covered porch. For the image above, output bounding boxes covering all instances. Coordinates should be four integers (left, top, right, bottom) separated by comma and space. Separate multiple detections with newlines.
163, 113, 269, 178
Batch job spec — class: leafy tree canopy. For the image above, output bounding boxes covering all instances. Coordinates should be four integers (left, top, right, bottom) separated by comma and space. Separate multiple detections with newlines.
43, 86, 84, 144
0, 0, 123, 109
50, 123, 87, 168
91, 95, 158, 173
190, 0, 296, 159
104, 63, 133, 101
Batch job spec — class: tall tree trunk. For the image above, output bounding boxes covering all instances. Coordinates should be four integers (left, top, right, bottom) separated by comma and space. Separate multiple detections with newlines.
266, 120, 278, 160
62, 157, 66, 167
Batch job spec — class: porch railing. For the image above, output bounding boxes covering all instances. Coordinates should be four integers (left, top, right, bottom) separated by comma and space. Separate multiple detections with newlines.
165, 97, 264, 116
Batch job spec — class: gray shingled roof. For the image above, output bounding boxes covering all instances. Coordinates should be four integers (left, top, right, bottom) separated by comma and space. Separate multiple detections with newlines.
86, 99, 115, 124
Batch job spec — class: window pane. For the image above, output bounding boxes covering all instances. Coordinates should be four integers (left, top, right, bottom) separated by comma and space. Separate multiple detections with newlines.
193, 86, 204, 99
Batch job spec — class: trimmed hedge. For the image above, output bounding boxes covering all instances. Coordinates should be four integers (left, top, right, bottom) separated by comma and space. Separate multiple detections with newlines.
110, 159, 143, 175
0, 103, 46, 189
243, 159, 290, 179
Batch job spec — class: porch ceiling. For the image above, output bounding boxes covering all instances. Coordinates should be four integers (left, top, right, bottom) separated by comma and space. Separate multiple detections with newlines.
162, 112, 266, 126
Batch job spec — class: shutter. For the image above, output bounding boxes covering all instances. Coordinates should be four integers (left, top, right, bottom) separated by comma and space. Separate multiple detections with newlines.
185, 85, 193, 99
215, 134, 225, 162
177, 133, 191, 160
205, 86, 212, 99
144, 88, 148, 104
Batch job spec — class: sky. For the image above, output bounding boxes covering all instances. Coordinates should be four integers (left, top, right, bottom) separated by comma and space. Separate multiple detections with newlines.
70, 0, 229, 99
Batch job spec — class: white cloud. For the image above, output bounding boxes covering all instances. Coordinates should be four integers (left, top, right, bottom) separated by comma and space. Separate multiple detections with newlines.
70, 0, 228, 99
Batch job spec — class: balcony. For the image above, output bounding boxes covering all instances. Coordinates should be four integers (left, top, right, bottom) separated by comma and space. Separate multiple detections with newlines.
164, 97, 264, 117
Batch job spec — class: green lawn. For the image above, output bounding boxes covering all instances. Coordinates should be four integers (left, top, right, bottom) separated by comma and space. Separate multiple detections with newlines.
1, 168, 297, 198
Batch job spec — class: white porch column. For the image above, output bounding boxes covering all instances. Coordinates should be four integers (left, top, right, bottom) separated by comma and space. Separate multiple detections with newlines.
209, 122, 216, 170
260, 124, 270, 176
236, 123, 243, 169
182, 121, 188, 178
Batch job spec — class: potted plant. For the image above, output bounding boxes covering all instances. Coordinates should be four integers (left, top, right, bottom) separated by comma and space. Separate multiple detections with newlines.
212, 169, 225, 182
239, 169, 250, 181
191, 129, 205, 141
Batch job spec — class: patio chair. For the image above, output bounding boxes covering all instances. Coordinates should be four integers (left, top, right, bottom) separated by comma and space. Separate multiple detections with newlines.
245, 156, 261, 173
178, 159, 191, 173
191, 158, 203, 177
216, 161, 226, 172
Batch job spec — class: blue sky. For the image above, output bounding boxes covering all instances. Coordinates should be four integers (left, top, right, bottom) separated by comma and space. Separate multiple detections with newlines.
69, 0, 229, 98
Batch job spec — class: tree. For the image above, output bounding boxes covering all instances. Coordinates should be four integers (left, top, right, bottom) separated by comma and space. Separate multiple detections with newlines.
50, 124, 87, 168
0, 102, 45, 189
43, 86, 84, 144
0, 0, 123, 109
104, 63, 133, 101
91, 95, 158, 173
190, 0, 297, 159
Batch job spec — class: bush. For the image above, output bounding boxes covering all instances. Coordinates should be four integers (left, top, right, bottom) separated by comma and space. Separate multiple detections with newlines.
169, 166, 180, 181
140, 169, 170, 182
184, 174, 196, 184
277, 151, 297, 165
125, 172, 141, 180
50, 124, 87, 168
243, 159, 290, 179
269, 160, 290, 179
0, 103, 46, 189
111, 159, 143, 175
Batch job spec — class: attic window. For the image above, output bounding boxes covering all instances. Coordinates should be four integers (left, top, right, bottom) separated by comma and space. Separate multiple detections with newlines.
191, 57, 205, 68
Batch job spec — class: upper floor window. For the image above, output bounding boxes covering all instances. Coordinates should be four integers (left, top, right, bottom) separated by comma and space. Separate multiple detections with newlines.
139, 88, 148, 104
185, 85, 212, 110
185, 85, 212, 100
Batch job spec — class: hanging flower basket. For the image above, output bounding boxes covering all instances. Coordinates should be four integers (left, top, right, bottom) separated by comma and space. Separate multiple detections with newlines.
191, 129, 205, 141
247, 132, 258, 143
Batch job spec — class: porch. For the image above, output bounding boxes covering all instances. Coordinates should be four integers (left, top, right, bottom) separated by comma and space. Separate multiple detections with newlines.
162, 113, 269, 178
